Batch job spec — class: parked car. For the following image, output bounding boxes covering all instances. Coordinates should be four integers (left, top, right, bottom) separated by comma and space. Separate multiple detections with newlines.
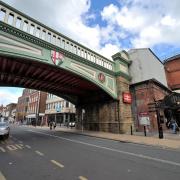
0, 122, 10, 139
69, 121, 76, 127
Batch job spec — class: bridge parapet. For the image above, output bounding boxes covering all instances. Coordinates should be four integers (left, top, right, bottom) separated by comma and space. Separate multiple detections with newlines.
0, 1, 114, 71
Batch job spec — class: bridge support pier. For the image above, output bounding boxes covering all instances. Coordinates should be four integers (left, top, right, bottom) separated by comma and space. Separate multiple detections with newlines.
75, 51, 133, 134
116, 76, 133, 133
76, 86, 133, 134
76, 101, 120, 133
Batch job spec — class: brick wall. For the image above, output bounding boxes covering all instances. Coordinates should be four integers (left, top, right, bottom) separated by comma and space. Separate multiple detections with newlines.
164, 58, 180, 90
39, 92, 47, 113
130, 80, 170, 132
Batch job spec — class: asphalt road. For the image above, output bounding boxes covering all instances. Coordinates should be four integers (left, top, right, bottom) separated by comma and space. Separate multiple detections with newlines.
0, 125, 180, 180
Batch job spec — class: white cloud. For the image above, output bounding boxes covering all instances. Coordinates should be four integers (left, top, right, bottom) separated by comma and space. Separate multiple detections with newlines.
100, 43, 121, 60
161, 16, 177, 26
101, 0, 180, 48
0, 88, 23, 106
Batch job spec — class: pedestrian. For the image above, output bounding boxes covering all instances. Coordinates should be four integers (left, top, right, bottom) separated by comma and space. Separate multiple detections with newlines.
53, 121, 56, 129
171, 118, 177, 134
49, 120, 53, 130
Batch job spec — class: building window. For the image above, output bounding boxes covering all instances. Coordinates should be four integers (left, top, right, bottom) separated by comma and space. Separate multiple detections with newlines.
66, 101, 69, 108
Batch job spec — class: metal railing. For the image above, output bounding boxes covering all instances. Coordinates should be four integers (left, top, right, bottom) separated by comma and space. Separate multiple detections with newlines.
0, 1, 114, 71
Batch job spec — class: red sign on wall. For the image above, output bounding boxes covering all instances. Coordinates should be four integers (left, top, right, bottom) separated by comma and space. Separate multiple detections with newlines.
123, 92, 132, 104
98, 73, 105, 83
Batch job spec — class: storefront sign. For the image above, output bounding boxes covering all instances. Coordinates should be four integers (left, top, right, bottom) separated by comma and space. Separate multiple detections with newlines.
123, 92, 132, 104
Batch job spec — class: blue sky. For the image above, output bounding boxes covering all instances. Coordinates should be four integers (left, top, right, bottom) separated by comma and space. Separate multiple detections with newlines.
1, 0, 180, 105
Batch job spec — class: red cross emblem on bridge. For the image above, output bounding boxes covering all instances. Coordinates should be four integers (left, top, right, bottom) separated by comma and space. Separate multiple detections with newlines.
51, 50, 64, 65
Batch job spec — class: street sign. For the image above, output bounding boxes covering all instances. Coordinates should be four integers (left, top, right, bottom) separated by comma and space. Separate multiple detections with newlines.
139, 112, 150, 125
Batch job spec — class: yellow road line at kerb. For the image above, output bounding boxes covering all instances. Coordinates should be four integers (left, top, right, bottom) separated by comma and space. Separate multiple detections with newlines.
50, 160, 64, 168
0, 171, 6, 180
35, 150, 44, 156
78, 176, 88, 180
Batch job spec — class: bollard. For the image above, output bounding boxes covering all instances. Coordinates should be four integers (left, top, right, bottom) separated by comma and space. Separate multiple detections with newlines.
159, 126, 164, 139
144, 126, 146, 136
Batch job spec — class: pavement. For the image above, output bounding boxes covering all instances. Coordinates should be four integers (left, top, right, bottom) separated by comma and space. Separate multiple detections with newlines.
24, 124, 180, 150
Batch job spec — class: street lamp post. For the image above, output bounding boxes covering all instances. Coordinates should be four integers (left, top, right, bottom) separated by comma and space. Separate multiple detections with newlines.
155, 102, 164, 139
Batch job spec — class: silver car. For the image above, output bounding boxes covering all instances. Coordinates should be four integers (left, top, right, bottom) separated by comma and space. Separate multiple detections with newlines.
0, 122, 10, 139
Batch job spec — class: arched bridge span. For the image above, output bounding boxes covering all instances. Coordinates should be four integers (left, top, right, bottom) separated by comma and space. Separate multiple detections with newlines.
0, 56, 113, 105
0, 1, 133, 133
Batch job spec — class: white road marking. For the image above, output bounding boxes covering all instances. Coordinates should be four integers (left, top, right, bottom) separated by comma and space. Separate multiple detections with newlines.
25, 145, 31, 149
35, 150, 44, 156
18, 141, 23, 144
51, 160, 64, 168
78, 176, 88, 180
6, 145, 18, 151
0, 171, 6, 180
28, 129, 180, 167
0, 147, 6, 152
15, 144, 24, 149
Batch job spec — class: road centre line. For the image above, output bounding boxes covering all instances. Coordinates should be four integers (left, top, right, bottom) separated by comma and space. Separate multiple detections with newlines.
50, 160, 64, 168
35, 150, 44, 156
28, 129, 180, 167
0, 171, 6, 180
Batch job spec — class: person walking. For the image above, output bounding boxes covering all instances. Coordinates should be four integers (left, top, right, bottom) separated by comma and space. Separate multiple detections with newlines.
53, 121, 56, 129
171, 117, 177, 134
49, 120, 53, 130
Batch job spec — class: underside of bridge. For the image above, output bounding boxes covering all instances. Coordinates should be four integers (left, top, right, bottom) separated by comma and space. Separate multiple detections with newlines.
0, 56, 113, 105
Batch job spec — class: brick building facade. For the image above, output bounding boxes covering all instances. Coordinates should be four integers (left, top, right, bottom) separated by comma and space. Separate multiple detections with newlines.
26, 90, 47, 125
16, 89, 30, 121
130, 79, 171, 132
164, 55, 180, 92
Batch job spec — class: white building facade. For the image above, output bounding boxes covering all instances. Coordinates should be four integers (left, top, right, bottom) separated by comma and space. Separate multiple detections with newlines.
45, 94, 76, 125
128, 48, 168, 87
